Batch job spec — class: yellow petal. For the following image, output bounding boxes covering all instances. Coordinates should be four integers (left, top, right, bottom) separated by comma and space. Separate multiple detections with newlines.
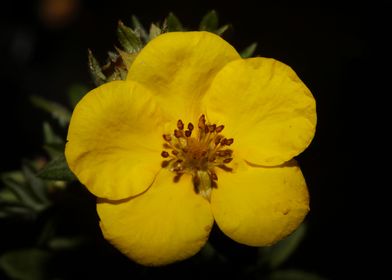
97, 169, 214, 266
203, 58, 316, 166
127, 31, 240, 121
65, 81, 168, 200
211, 161, 309, 246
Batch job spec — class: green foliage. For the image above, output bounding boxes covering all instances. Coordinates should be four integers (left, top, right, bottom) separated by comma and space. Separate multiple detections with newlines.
240, 42, 258, 58
199, 10, 219, 31
166, 12, 184, 32
68, 84, 88, 108
0, 162, 52, 219
260, 223, 307, 269
117, 20, 143, 53
199, 10, 231, 35
88, 49, 106, 86
131, 15, 149, 42
0, 249, 52, 280
37, 154, 76, 182
30, 95, 71, 127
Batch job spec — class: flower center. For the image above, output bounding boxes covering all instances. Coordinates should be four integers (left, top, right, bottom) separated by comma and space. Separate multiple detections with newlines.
161, 114, 234, 200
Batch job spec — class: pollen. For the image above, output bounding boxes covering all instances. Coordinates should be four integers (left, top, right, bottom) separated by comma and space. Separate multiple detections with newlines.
161, 114, 234, 200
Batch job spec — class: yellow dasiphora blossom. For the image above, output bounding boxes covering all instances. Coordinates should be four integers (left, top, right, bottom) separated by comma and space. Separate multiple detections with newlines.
65, 31, 316, 266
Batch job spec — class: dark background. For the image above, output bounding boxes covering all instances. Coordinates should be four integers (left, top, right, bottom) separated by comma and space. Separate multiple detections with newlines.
1, 0, 388, 279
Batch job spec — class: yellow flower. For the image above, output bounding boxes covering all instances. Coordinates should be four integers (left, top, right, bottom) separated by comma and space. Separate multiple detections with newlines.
65, 31, 316, 266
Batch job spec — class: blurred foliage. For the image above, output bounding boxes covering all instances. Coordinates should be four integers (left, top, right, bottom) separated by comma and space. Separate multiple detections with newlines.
0, 11, 324, 280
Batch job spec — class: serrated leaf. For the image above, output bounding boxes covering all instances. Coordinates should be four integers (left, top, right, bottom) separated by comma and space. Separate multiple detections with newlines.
0, 203, 37, 220
215, 24, 230, 36
268, 270, 328, 280
107, 51, 119, 62
117, 20, 142, 53
115, 47, 137, 70
131, 15, 148, 42
260, 223, 307, 269
30, 95, 71, 127
38, 154, 76, 181
0, 249, 52, 280
88, 49, 106, 86
166, 13, 184, 32
22, 162, 50, 205
199, 10, 219, 31
149, 23, 162, 40
240, 42, 258, 58
1, 175, 43, 211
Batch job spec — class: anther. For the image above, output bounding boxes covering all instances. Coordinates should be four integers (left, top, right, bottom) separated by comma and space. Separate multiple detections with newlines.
215, 125, 224, 133
171, 150, 179, 155
185, 130, 192, 137
223, 158, 233, 163
225, 138, 234, 145
208, 124, 216, 132
161, 160, 170, 168
177, 120, 184, 130
210, 171, 218, 181
188, 123, 194, 131
161, 151, 169, 158
215, 135, 223, 145
173, 173, 183, 183
198, 115, 206, 129
174, 129, 182, 138
163, 134, 171, 141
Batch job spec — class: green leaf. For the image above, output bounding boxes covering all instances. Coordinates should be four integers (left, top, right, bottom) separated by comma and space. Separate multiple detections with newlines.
166, 13, 184, 32
199, 10, 219, 31
88, 49, 106, 86
215, 24, 230, 36
43, 122, 63, 146
22, 161, 50, 205
30, 95, 71, 127
149, 23, 162, 40
0, 249, 52, 280
0, 203, 36, 219
48, 236, 88, 251
1, 174, 43, 211
260, 223, 307, 269
37, 154, 76, 181
117, 20, 142, 53
268, 270, 328, 280
131, 15, 148, 42
240, 42, 258, 58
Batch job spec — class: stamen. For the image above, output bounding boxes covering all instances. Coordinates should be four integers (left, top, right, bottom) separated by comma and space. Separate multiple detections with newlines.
161, 151, 170, 158
198, 114, 206, 129
174, 129, 182, 138
215, 125, 224, 133
163, 134, 171, 141
177, 120, 184, 130
160, 114, 234, 200
214, 135, 223, 145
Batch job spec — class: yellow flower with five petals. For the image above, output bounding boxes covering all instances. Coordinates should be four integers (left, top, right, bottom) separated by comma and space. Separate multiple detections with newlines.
65, 31, 316, 266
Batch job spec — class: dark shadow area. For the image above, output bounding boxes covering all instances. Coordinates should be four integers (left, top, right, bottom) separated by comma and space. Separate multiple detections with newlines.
1, 0, 387, 279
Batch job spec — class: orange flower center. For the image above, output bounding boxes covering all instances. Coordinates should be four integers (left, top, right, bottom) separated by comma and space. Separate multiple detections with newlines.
161, 114, 234, 199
